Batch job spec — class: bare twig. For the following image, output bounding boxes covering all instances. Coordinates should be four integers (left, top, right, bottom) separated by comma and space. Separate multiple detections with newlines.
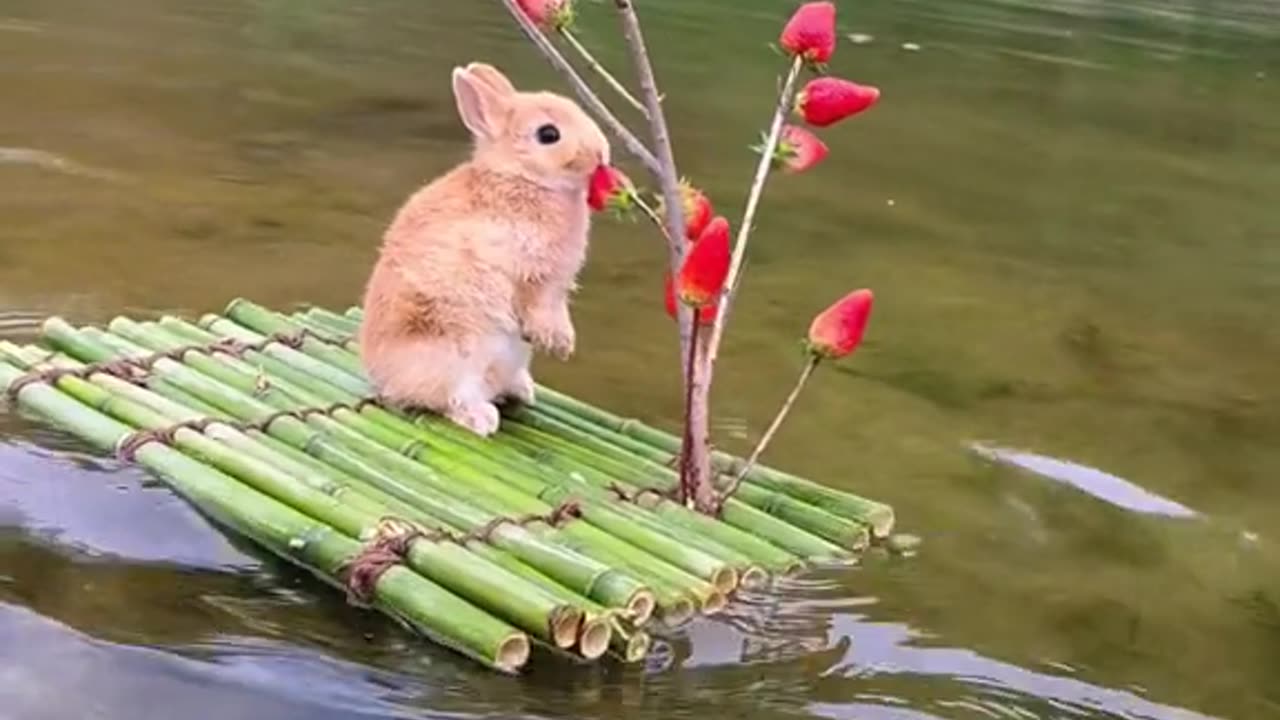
700, 56, 805, 372
632, 195, 673, 243
612, 0, 718, 513
676, 328, 701, 504
497, 0, 660, 175
610, 1, 688, 292
560, 29, 650, 118
717, 355, 819, 504
685, 55, 806, 514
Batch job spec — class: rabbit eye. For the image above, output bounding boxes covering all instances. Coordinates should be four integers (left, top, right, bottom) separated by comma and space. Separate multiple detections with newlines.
535, 124, 561, 145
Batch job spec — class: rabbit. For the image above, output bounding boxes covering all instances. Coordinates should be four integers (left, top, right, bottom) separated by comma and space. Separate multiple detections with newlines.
358, 62, 610, 437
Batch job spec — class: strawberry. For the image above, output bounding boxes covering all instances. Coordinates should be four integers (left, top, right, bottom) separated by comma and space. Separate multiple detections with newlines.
779, 2, 837, 66
664, 272, 718, 325
677, 216, 732, 307
587, 164, 635, 213
776, 125, 829, 173
794, 77, 880, 127
661, 179, 713, 241
516, 0, 575, 31
806, 289, 873, 359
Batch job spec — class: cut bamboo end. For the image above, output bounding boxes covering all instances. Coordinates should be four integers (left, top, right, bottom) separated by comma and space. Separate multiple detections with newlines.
701, 589, 728, 616
495, 633, 531, 672
621, 630, 651, 663
781, 559, 807, 577
711, 566, 738, 594
577, 617, 612, 660
739, 566, 770, 590
626, 590, 656, 626
550, 606, 584, 649
868, 507, 895, 539
661, 597, 696, 627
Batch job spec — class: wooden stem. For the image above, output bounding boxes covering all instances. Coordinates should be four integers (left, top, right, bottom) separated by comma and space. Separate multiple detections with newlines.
718, 355, 819, 504
610, 0, 694, 371
676, 324, 702, 504
559, 28, 650, 118
612, 0, 716, 512
632, 195, 674, 244
681, 57, 805, 514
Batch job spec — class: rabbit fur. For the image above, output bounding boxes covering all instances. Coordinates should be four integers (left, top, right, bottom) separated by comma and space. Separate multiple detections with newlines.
358, 62, 610, 437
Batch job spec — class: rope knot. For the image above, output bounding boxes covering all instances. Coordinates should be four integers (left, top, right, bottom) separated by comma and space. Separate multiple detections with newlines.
340, 517, 426, 606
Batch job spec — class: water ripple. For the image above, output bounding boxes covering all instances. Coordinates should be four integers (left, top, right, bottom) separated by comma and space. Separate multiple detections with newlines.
969, 443, 1199, 519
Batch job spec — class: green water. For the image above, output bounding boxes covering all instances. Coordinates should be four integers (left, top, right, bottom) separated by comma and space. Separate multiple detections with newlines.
2, 0, 1279, 718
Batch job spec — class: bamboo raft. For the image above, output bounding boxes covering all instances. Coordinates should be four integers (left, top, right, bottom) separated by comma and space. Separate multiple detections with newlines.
0, 299, 895, 672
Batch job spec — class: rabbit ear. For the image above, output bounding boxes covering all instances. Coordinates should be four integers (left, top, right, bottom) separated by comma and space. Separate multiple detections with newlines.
464, 63, 516, 97
452, 66, 505, 140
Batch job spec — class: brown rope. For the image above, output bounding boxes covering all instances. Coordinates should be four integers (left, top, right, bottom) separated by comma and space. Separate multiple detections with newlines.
5, 360, 149, 401
115, 417, 222, 461
456, 498, 585, 544
606, 482, 673, 506
339, 517, 455, 606
106, 398, 386, 467
4, 328, 325, 402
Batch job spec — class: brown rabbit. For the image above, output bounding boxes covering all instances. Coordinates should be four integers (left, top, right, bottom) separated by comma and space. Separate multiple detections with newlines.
358, 62, 610, 437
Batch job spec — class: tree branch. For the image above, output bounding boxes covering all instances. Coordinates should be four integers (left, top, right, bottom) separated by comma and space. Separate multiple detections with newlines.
717, 355, 819, 504
611, 0, 689, 297
612, 0, 716, 512
559, 29, 650, 118
496, 0, 660, 175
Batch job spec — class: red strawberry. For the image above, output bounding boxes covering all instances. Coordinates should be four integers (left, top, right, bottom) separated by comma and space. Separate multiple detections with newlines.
675, 180, 713, 241
795, 77, 880, 127
677, 216, 731, 307
587, 164, 634, 212
807, 289, 873, 359
776, 125, 829, 173
664, 272, 718, 325
780, 2, 837, 65
516, 0, 575, 30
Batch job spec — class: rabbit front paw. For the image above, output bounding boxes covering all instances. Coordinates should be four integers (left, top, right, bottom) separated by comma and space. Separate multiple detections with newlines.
523, 308, 576, 360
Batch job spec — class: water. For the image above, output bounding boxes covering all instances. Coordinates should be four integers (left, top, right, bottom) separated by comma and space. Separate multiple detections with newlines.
2, 0, 1279, 717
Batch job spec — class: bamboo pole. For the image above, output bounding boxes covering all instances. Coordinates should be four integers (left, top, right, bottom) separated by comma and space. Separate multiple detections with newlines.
37, 320, 661, 627
0, 357, 531, 673
222, 301, 868, 551
533, 384, 895, 538
508, 406, 868, 554
57, 320, 706, 624
294, 304, 893, 539
171, 316, 740, 612
3, 345, 599, 657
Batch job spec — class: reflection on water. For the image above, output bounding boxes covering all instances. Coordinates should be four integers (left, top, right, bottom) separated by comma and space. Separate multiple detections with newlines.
0, 146, 126, 182
3, 0, 1280, 718
969, 443, 1198, 518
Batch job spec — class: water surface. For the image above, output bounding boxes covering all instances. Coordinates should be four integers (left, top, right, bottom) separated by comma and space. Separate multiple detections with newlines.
3, 0, 1279, 718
